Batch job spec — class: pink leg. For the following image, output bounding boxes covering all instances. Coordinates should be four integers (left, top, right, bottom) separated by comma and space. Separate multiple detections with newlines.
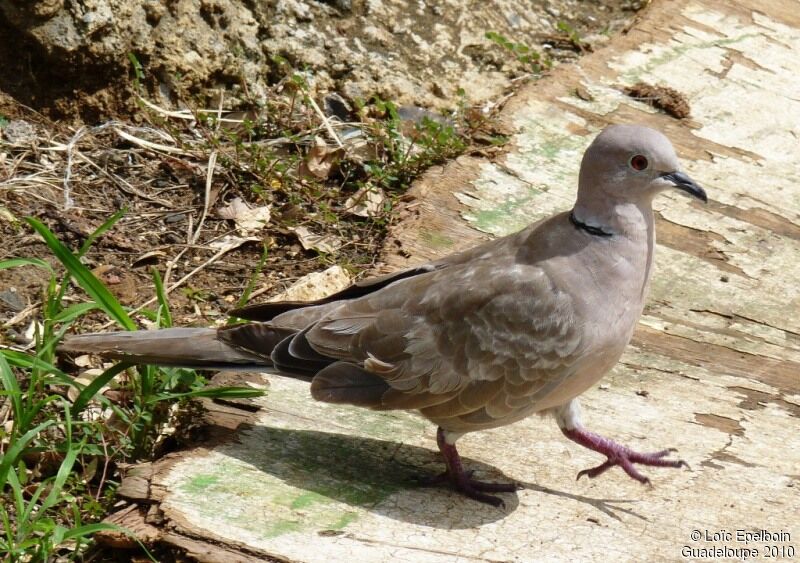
431, 427, 518, 507
562, 426, 687, 484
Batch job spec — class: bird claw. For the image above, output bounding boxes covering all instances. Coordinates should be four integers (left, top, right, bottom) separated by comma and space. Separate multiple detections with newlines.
417, 469, 519, 506
564, 427, 687, 484
432, 427, 519, 507
462, 487, 507, 508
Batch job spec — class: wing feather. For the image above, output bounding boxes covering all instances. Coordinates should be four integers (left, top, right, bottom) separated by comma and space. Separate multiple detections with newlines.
300, 260, 584, 417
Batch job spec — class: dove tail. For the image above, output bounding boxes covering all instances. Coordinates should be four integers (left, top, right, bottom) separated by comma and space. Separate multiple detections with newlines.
59, 327, 276, 370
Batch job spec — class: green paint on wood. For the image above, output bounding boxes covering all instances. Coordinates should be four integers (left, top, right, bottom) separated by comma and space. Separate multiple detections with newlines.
419, 229, 455, 250
266, 519, 303, 538
463, 121, 589, 236
182, 474, 220, 494
471, 191, 542, 235
162, 379, 434, 540
291, 491, 329, 509
619, 33, 760, 84
331, 512, 358, 529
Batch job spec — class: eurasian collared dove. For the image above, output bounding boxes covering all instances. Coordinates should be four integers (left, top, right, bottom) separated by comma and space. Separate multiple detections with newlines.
61, 124, 706, 506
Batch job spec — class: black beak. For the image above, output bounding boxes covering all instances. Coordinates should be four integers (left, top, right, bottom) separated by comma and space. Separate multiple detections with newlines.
660, 171, 707, 202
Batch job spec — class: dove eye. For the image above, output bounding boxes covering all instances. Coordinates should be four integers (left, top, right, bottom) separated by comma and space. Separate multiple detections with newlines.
629, 154, 649, 171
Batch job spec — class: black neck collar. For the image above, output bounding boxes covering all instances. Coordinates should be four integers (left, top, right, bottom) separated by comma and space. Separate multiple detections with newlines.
569, 210, 613, 237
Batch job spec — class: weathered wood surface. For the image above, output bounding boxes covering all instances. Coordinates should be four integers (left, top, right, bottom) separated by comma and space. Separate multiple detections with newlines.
110, 0, 800, 560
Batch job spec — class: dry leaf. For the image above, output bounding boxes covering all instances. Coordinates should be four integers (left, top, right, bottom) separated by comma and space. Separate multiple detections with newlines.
67, 368, 119, 422
342, 135, 381, 164
0, 205, 17, 223
131, 250, 166, 268
218, 197, 271, 235
344, 185, 387, 217
209, 235, 260, 253
269, 266, 352, 302
2, 120, 37, 144
298, 136, 343, 180
292, 226, 342, 254
74, 354, 93, 368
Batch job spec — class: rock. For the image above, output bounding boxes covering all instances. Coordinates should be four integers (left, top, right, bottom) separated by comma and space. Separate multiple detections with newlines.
0, 0, 633, 120
2, 120, 37, 144
268, 265, 351, 302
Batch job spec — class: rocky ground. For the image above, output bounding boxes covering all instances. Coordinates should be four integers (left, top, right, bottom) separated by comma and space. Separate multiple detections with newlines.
0, 0, 641, 121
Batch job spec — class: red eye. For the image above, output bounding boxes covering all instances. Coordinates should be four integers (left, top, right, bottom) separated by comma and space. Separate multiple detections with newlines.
629, 154, 649, 171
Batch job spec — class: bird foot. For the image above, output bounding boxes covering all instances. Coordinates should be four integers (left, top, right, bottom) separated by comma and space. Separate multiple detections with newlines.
422, 471, 518, 507
432, 428, 519, 507
562, 427, 687, 484
418, 469, 519, 496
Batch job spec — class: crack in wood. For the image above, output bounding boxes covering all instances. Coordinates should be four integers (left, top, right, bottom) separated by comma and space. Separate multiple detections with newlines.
651, 310, 800, 356
725, 385, 800, 418
632, 326, 800, 402
700, 435, 757, 470
693, 412, 745, 436
688, 308, 800, 346
654, 213, 751, 278
699, 199, 800, 242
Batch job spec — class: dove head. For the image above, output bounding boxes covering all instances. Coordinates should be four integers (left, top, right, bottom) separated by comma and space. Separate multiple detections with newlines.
576, 124, 706, 207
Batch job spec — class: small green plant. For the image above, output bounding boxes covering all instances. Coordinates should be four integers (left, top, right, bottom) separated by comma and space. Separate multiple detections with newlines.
0, 214, 263, 559
485, 31, 553, 74
364, 96, 467, 193
555, 21, 590, 52
0, 401, 120, 561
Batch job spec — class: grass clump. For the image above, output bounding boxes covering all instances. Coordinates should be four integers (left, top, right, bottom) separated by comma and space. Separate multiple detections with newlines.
0, 215, 262, 560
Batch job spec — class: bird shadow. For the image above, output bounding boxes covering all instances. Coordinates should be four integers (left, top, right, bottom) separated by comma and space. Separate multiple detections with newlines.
217, 424, 647, 529
516, 480, 648, 522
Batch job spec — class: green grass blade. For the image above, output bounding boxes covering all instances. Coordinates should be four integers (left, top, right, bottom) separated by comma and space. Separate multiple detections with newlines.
0, 420, 54, 490
6, 467, 26, 525
25, 217, 136, 331
77, 208, 126, 258
19, 476, 47, 528
15, 396, 60, 439
148, 385, 265, 403
40, 441, 81, 514
0, 353, 22, 431
71, 362, 132, 415
0, 350, 74, 386
51, 302, 100, 323
151, 267, 172, 328
62, 522, 119, 540
234, 242, 269, 311
0, 257, 54, 273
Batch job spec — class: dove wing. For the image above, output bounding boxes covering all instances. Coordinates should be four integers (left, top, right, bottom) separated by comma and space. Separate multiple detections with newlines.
302, 259, 586, 424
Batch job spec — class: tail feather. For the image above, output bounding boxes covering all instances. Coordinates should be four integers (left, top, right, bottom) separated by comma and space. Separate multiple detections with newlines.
59, 328, 274, 369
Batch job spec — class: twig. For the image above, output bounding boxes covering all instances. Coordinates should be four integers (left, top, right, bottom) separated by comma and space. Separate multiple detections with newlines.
98, 242, 238, 329
113, 127, 189, 155
74, 152, 174, 208
306, 95, 344, 148
190, 90, 222, 245
191, 150, 217, 244
137, 95, 258, 123
1, 303, 39, 329
95, 431, 111, 502
244, 282, 276, 301
63, 126, 88, 210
